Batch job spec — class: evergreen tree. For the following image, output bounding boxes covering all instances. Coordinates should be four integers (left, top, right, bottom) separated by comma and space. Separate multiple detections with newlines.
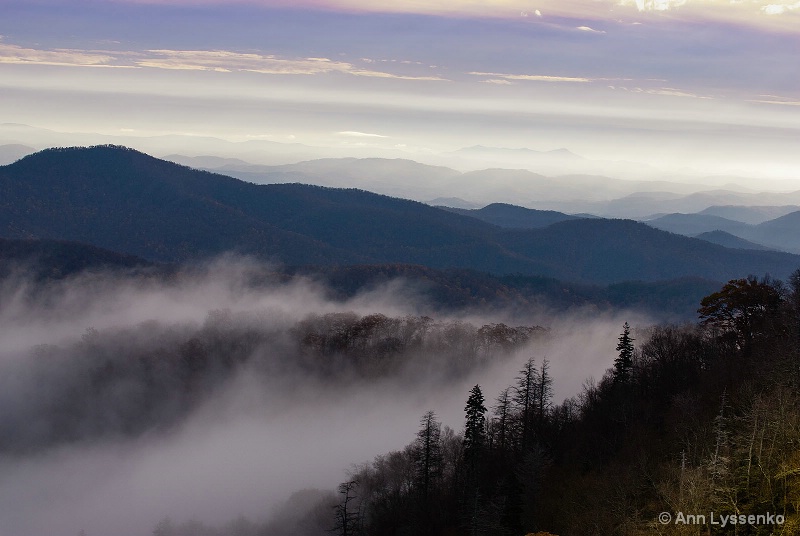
463, 384, 487, 466
613, 322, 634, 384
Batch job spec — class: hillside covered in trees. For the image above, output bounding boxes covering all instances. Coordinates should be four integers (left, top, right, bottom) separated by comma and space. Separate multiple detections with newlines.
103, 270, 800, 536
3, 146, 800, 536
0, 309, 541, 455
318, 272, 800, 536
0, 236, 722, 321
2, 146, 799, 284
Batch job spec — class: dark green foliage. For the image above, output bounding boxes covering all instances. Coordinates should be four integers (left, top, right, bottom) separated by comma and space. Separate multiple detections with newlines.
348, 272, 800, 535
613, 322, 634, 384
698, 275, 784, 354
463, 385, 487, 467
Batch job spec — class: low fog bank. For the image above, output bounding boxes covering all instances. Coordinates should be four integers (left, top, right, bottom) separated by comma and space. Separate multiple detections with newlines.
0, 257, 650, 536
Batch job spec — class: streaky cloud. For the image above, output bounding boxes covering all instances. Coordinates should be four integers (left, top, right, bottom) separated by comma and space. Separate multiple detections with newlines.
50, 0, 798, 31
336, 131, 389, 138
0, 43, 121, 68
469, 71, 592, 83
0, 41, 448, 80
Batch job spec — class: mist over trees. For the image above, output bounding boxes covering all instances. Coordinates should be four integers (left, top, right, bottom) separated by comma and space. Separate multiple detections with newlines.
319, 271, 800, 535
0, 261, 556, 536
0, 306, 540, 455
4, 261, 800, 535
3, 146, 800, 535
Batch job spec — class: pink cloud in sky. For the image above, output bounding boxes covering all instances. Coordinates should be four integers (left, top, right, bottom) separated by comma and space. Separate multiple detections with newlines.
72, 0, 798, 30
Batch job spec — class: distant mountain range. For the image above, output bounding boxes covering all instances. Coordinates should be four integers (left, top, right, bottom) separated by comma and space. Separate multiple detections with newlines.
693, 231, 775, 251
441, 203, 581, 229
645, 211, 800, 253
602, 190, 800, 219
0, 144, 35, 166
164, 151, 800, 218
2, 145, 799, 285
697, 205, 800, 225
645, 213, 752, 238
444, 145, 667, 180
6, 121, 800, 216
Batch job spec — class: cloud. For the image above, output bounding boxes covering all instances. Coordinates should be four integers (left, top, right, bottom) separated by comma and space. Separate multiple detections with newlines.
576, 25, 606, 33
138, 49, 447, 80
3, 256, 625, 535
761, 1, 800, 14
750, 94, 800, 106
0, 43, 121, 68
469, 71, 592, 83
15, 1, 800, 34
623, 0, 689, 11
0, 40, 447, 81
612, 0, 800, 30
139, 49, 350, 75
610, 85, 709, 98
336, 131, 389, 138
644, 87, 707, 98
291, 0, 800, 33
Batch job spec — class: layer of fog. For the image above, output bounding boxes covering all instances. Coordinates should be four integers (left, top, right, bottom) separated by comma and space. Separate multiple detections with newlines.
0, 257, 649, 536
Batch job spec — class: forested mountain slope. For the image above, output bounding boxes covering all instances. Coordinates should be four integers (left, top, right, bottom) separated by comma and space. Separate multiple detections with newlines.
2, 145, 799, 284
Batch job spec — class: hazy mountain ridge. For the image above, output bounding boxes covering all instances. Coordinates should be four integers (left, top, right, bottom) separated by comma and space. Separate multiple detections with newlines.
0, 144, 36, 166
167, 151, 800, 218
645, 213, 753, 237
500, 217, 798, 283
2, 145, 799, 285
645, 210, 800, 253
693, 230, 775, 251
441, 203, 581, 229
698, 204, 800, 224
6, 123, 800, 216
597, 189, 800, 219
171, 156, 469, 202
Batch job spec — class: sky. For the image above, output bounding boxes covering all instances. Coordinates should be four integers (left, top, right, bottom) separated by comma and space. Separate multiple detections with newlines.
1, 0, 799, 181
0, 3, 799, 532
